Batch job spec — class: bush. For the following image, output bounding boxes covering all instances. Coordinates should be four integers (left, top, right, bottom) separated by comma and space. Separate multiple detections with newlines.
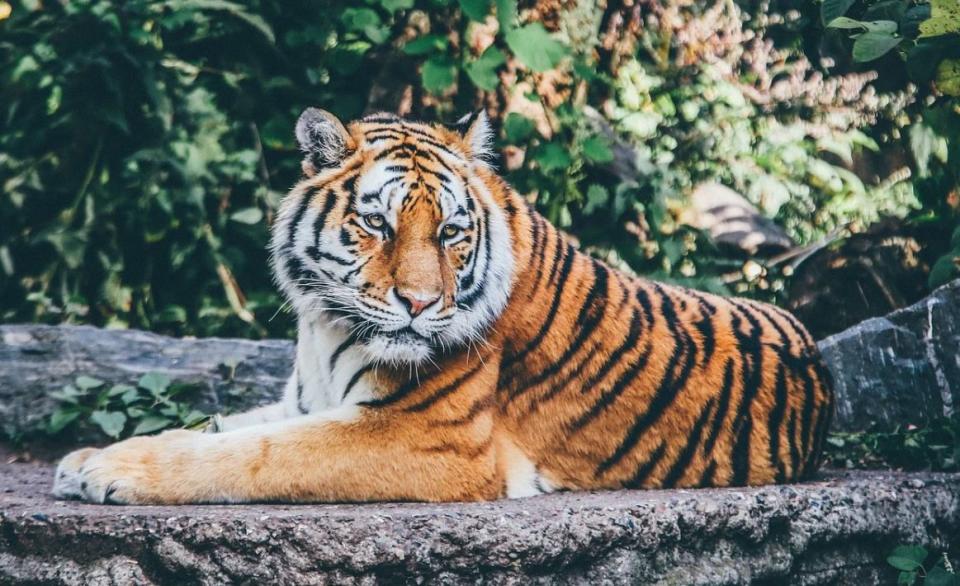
0, 0, 956, 339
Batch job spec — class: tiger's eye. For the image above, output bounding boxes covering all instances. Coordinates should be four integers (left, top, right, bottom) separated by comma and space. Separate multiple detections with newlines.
364, 214, 386, 230
441, 225, 461, 239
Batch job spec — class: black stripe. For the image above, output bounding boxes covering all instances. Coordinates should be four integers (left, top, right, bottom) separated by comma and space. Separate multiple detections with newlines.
343, 365, 374, 401
510, 259, 609, 398
504, 242, 576, 367
306, 247, 354, 266
635, 284, 654, 326
404, 362, 486, 413
787, 409, 801, 479
594, 286, 698, 477
703, 358, 736, 455
287, 186, 319, 246
731, 416, 752, 485
330, 335, 358, 372
662, 398, 716, 488
767, 364, 789, 483
698, 459, 718, 487
726, 302, 765, 486
570, 338, 654, 433
296, 372, 309, 414
623, 442, 668, 488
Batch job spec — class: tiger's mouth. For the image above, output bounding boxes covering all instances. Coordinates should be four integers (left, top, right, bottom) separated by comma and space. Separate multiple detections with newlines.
384, 326, 430, 342
363, 327, 434, 364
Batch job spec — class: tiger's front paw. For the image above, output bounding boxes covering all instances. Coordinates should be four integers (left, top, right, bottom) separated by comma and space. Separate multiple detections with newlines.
52, 430, 197, 505
52, 447, 100, 500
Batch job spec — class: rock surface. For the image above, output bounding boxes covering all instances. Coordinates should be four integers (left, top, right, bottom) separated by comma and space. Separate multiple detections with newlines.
0, 325, 291, 438
1, 457, 958, 585
818, 278, 960, 431
2, 280, 958, 437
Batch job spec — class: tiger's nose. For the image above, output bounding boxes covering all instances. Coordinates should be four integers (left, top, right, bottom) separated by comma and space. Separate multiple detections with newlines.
395, 289, 441, 317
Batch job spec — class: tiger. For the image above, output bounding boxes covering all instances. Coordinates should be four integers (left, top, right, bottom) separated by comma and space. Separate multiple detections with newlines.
52, 109, 834, 504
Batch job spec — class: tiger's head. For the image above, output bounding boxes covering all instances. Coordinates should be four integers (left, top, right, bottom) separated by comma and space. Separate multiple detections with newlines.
271, 109, 516, 365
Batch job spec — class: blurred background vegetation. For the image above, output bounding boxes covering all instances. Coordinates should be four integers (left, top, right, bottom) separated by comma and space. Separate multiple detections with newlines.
0, 0, 958, 342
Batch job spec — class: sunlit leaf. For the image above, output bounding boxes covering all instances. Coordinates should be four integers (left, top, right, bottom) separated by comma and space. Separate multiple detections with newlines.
90, 410, 127, 439
506, 23, 569, 72
852, 31, 902, 61
464, 46, 505, 90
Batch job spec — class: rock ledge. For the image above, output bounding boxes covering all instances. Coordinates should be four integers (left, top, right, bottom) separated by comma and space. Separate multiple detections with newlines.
1, 459, 958, 585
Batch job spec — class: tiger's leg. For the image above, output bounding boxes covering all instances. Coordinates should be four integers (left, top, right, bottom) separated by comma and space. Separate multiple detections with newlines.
215, 373, 301, 432
52, 406, 499, 504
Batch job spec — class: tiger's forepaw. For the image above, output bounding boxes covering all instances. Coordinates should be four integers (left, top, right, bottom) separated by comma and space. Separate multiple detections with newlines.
52, 431, 197, 505
52, 447, 100, 500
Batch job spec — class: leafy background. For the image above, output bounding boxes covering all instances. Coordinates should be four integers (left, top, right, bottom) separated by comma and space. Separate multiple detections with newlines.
1, 0, 957, 342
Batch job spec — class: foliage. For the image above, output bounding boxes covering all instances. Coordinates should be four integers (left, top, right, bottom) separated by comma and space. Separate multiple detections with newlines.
823, 0, 960, 289
888, 545, 960, 585
824, 416, 960, 472
46, 373, 209, 440
0, 0, 957, 339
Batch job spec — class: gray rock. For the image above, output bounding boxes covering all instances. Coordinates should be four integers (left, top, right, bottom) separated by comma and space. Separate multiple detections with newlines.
1, 459, 957, 585
0, 325, 291, 438
818, 278, 960, 431
1, 279, 958, 439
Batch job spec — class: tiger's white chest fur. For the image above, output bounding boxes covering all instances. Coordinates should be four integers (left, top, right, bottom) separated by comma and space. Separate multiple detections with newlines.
291, 316, 377, 413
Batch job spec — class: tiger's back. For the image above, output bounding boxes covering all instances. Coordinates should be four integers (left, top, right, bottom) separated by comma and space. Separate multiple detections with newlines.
493, 209, 834, 489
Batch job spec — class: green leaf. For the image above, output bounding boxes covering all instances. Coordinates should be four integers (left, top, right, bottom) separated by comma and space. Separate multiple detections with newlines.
936, 58, 960, 96
506, 23, 569, 72
108, 383, 136, 397
852, 31, 902, 61
138, 372, 171, 396
503, 113, 535, 142
341, 7, 388, 43
380, 0, 413, 13
888, 546, 929, 572
827, 16, 867, 29
341, 7, 380, 31
229, 207, 263, 224
581, 136, 614, 163
495, 0, 518, 31
929, 252, 960, 288
403, 34, 448, 56
822, 0, 856, 24
919, 0, 960, 37
926, 562, 960, 586
162, 0, 275, 43
536, 142, 572, 173
464, 46, 506, 91
583, 184, 609, 214
75, 375, 105, 390
48, 410, 81, 434
421, 55, 457, 93
459, 0, 490, 21
121, 388, 142, 405
90, 410, 127, 439
132, 415, 172, 436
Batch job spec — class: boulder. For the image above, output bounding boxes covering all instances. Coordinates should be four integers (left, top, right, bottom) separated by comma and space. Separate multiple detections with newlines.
818, 278, 960, 431
1, 457, 957, 585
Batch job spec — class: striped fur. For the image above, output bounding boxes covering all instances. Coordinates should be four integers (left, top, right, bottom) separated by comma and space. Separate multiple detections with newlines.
52, 112, 834, 504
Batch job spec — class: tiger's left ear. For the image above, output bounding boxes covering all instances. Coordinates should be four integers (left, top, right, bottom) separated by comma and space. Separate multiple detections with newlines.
452, 110, 494, 164
295, 108, 357, 177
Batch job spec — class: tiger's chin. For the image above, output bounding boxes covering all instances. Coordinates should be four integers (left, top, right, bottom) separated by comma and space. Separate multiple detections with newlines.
362, 330, 434, 365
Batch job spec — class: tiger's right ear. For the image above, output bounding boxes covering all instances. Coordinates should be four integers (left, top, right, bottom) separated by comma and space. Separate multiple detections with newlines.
295, 108, 356, 177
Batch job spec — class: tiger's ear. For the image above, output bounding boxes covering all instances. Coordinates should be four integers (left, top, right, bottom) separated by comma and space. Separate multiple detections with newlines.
295, 108, 356, 176
452, 110, 494, 164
